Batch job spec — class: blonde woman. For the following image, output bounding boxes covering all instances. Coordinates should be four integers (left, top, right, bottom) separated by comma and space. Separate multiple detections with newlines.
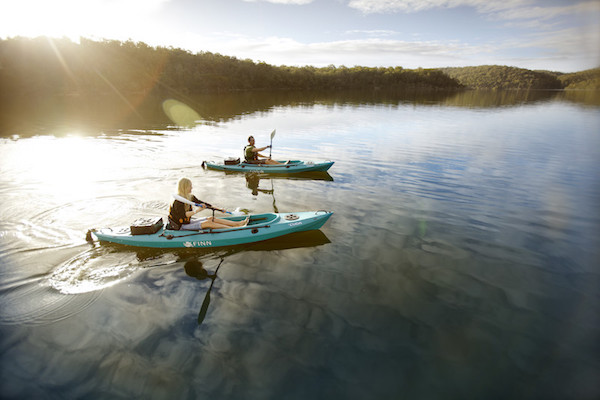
168, 178, 248, 230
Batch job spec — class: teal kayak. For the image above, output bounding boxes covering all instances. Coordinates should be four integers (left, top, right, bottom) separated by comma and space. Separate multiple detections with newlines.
203, 160, 334, 173
91, 211, 333, 248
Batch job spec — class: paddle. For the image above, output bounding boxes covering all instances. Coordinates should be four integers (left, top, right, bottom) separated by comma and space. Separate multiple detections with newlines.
197, 258, 225, 325
172, 194, 245, 216
269, 129, 276, 158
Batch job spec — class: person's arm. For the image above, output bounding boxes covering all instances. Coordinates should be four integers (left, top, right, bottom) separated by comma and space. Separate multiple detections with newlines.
253, 145, 270, 153
189, 195, 209, 215
186, 207, 202, 218
192, 196, 226, 213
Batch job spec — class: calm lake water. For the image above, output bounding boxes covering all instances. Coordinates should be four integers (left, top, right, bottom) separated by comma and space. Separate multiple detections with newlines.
1, 90, 599, 399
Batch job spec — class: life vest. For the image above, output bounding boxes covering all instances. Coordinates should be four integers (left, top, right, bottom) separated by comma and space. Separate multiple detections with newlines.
167, 195, 207, 230
244, 145, 256, 161
168, 200, 190, 230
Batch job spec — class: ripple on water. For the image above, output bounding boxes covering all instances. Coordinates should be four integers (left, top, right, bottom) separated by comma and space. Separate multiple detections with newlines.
1, 245, 176, 324
48, 246, 147, 295
0, 280, 102, 326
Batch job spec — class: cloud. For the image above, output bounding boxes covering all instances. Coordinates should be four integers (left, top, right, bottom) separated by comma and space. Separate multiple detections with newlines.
242, 0, 315, 4
192, 33, 495, 67
346, 0, 531, 14
345, 30, 401, 37
508, 26, 600, 57
346, 0, 598, 22
185, 25, 597, 72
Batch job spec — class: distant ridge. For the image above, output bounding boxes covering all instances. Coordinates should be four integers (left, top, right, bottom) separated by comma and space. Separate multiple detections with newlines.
555, 68, 600, 90
441, 65, 600, 90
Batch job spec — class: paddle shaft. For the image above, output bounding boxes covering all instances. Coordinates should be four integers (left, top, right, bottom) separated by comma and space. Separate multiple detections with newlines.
172, 194, 229, 214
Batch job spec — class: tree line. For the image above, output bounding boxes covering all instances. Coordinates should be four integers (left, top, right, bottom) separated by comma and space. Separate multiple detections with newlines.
0, 37, 461, 98
1, 37, 598, 98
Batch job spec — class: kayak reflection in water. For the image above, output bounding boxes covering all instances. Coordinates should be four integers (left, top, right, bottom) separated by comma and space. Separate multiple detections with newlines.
244, 135, 283, 165
168, 178, 248, 230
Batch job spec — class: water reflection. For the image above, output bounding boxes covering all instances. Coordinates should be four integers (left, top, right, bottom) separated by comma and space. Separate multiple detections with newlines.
1, 90, 598, 400
235, 170, 333, 182
157, 230, 333, 326
245, 172, 274, 196
185, 258, 223, 325
246, 172, 278, 212
243, 171, 334, 213
185, 229, 331, 326
3, 89, 598, 137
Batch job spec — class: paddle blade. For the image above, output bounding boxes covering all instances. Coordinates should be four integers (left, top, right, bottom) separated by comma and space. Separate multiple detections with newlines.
173, 193, 198, 207
230, 207, 246, 216
270, 129, 276, 140
197, 292, 210, 325
198, 259, 224, 325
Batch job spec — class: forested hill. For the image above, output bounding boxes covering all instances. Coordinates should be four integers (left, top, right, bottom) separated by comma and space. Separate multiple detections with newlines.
556, 68, 600, 90
0, 37, 460, 97
442, 65, 600, 90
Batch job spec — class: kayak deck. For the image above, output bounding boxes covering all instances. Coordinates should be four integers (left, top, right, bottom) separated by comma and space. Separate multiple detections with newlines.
92, 211, 333, 248
203, 160, 334, 173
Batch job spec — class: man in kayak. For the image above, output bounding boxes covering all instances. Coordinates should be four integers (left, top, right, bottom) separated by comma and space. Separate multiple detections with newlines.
168, 178, 248, 230
244, 136, 283, 165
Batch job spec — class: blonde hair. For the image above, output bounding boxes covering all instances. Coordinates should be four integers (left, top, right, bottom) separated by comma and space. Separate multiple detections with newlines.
177, 178, 192, 201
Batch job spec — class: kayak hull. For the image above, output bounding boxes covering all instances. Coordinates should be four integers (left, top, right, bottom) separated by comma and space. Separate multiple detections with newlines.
204, 160, 334, 173
92, 211, 333, 249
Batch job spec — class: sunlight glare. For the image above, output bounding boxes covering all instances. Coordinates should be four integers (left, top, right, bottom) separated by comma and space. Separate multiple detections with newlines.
0, 0, 170, 44
16, 135, 119, 202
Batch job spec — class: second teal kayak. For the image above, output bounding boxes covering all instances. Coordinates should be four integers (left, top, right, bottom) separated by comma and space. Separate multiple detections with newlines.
203, 160, 334, 173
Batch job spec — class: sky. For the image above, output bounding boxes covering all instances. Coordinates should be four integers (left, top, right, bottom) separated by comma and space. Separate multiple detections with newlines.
1, 0, 599, 72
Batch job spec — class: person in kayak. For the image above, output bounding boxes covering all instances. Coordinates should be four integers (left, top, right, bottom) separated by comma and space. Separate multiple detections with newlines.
244, 136, 283, 165
168, 178, 248, 230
